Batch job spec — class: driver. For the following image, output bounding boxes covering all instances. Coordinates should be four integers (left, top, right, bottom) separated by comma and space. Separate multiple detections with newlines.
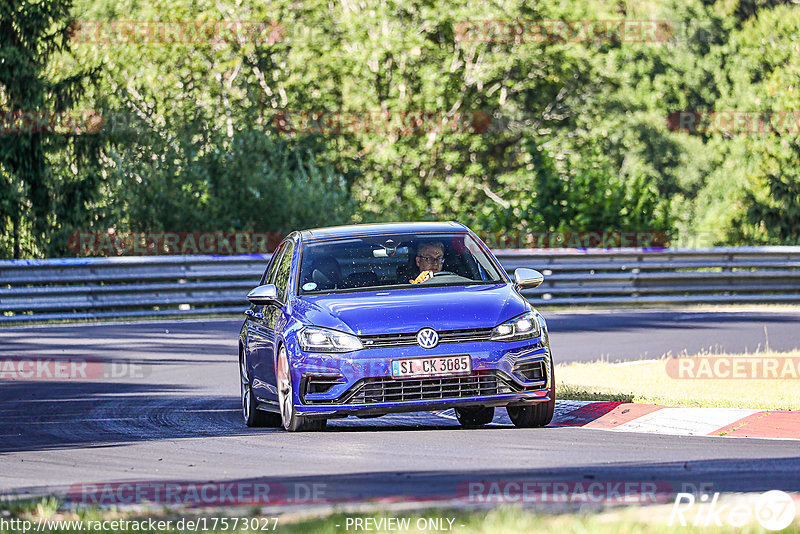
410, 241, 445, 283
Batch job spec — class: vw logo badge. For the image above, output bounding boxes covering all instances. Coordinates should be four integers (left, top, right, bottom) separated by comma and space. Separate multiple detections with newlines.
417, 328, 439, 349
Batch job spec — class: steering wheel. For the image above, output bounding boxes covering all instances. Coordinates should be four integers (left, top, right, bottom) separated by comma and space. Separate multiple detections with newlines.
432, 270, 456, 277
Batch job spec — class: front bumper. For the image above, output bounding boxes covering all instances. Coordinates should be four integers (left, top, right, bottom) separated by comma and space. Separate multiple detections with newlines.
286, 336, 552, 418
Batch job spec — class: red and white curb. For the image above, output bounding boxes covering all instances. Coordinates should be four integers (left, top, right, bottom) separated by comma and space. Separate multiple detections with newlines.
552, 401, 800, 439
435, 402, 800, 439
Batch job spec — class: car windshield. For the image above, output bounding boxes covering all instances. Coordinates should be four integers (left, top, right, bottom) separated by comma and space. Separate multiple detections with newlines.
298, 232, 505, 295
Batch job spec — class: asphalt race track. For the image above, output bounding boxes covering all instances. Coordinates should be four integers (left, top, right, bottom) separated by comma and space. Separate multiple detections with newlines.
1, 310, 799, 505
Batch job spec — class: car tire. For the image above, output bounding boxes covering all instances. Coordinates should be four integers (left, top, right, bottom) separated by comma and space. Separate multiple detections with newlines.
507, 359, 555, 428
277, 346, 326, 432
455, 406, 495, 427
240, 352, 281, 428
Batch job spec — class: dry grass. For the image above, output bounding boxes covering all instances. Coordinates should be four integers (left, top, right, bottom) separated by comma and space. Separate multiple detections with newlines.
556, 350, 800, 410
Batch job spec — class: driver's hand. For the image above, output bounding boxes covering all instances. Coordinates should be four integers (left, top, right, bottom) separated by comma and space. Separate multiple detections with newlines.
410, 270, 433, 284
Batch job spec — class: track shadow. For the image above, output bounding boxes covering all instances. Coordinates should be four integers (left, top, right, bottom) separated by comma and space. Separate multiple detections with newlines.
10, 457, 798, 507
0, 381, 251, 454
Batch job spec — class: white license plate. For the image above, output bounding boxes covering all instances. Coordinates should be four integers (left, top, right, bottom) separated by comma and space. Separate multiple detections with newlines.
391, 355, 471, 378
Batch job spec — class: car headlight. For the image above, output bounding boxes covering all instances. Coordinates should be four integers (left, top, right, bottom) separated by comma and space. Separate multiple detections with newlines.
491, 311, 541, 341
298, 326, 363, 353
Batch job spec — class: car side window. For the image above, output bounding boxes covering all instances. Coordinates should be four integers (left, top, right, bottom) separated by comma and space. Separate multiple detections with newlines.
273, 241, 295, 301
261, 243, 286, 286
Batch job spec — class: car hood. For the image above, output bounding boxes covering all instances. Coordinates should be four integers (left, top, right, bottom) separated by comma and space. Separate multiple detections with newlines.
292, 284, 527, 335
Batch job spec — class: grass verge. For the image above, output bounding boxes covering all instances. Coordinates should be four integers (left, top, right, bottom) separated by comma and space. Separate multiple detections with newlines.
556, 350, 800, 410
2, 499, 798, 534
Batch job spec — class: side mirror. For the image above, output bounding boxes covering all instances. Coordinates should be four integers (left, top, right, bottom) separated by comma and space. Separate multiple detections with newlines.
514, 268, 544, 290
247, 284, 281, 306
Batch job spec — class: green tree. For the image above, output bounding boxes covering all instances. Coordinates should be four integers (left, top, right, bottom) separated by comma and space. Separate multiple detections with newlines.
66, 0, 354, 245
688, 4, 800, 245
0, 0, 102, 258
7, 0, 799, 257
103, 123, 353, 234
736, 141, 800, 245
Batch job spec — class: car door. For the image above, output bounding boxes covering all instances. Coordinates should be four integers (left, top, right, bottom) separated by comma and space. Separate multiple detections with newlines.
250, 239, 296, 403
245, 242, 286, 404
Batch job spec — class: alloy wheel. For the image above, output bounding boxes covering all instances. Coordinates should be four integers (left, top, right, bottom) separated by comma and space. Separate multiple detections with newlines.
240, 356, 251, 423
277, 347, 293, 430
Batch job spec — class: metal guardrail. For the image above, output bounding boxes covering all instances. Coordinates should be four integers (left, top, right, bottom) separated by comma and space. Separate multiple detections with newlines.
2, 247, 800, 323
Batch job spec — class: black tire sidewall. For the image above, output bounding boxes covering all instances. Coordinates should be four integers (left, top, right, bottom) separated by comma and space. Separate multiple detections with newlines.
455, 406, 495, 427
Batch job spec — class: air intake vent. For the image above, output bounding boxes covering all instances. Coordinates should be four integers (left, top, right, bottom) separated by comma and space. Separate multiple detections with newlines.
301, 373, 345, 399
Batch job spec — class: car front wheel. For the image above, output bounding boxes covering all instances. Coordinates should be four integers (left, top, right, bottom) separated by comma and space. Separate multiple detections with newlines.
455, 406, 495, 427
276, 346, 326, 432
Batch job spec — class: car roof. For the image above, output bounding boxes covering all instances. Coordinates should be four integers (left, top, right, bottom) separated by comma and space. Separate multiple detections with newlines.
299, 221, 468, 241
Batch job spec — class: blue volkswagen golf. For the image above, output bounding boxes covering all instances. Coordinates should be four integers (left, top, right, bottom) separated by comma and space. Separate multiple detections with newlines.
239, 222, 554, 431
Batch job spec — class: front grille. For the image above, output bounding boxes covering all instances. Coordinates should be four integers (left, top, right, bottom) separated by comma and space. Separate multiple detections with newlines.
309, 371, 523, 405
360, 327, 494, 348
